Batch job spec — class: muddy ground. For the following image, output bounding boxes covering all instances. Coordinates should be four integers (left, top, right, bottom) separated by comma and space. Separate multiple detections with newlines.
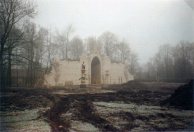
0, 81, 194, 131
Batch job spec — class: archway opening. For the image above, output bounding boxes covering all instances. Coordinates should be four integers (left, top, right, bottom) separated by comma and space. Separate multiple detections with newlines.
91, 57, 101, 84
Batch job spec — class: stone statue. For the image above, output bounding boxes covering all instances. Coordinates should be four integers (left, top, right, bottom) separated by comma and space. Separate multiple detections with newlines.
80, 61, 87, 88
82, 62, 85, 70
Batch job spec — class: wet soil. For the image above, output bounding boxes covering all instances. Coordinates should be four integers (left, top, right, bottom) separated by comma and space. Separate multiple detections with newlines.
1, 81, 193, 131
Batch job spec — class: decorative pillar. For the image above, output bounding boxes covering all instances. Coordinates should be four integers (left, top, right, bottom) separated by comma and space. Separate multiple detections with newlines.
93, 37, 98, 53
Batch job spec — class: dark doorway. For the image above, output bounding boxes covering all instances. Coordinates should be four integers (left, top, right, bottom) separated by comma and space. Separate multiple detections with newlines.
91, 57, 101, 84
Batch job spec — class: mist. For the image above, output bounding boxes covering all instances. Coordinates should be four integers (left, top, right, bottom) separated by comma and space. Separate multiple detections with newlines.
0, 0, 193, 87
34, 0, 194, 64
1, 1, 194, 131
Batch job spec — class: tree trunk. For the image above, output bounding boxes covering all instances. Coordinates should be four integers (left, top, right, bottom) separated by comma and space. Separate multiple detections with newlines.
6, 49, 12, 86
30, 56, 33, 87
26, 60, 30, 86
0, 43, 5, 87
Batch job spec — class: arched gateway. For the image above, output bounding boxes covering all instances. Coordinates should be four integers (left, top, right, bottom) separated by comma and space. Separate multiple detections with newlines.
44, 43, 134, 86
91, 56, 101, 84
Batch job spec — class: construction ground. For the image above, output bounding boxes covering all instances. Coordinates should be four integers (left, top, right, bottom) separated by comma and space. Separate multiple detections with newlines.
0, 80, 194, 131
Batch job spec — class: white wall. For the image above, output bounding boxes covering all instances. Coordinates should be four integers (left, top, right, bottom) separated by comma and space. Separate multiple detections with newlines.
44, 53, 134, 86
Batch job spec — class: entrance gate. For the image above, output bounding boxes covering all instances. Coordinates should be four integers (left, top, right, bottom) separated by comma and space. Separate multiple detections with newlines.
91, 57, 101, 84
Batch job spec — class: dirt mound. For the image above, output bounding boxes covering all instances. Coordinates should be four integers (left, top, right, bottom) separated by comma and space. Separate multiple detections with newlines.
121, 80, 148, 91
160, 80, 194, 110
102, 80, 148, 92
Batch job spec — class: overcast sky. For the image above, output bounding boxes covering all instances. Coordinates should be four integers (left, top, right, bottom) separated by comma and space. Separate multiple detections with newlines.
33, 0, 194, 64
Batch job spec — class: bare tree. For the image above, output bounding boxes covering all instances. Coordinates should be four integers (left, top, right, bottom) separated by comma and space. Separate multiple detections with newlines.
146, 58, 156, 80
173, 41, 193, 79
98, 31, 118, 60
69, 36, 84, 60
45, 29, 57, 67
157, 44, 173, 79
5, 27, 23, 86
0, 0, 36, 86
21, 21, 40, 86
55, 30, 66, 59
117, 40, 130, 63
139, 41, 194, 82
55, 24, 75, 59
65, 24, 75, 59
129, 51, 138, 75
35, 27, 48, 64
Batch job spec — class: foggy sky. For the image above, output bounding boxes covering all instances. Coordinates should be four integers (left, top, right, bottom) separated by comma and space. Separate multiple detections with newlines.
33, 0, 194, 64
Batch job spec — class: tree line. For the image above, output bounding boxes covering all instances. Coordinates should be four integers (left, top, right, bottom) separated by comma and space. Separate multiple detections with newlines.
137, 41, 193, 82
0, 0, 137, 87
1, 0, 193, 87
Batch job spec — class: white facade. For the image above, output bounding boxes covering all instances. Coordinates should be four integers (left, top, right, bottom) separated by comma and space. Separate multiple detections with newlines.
44, 52, 134, 86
